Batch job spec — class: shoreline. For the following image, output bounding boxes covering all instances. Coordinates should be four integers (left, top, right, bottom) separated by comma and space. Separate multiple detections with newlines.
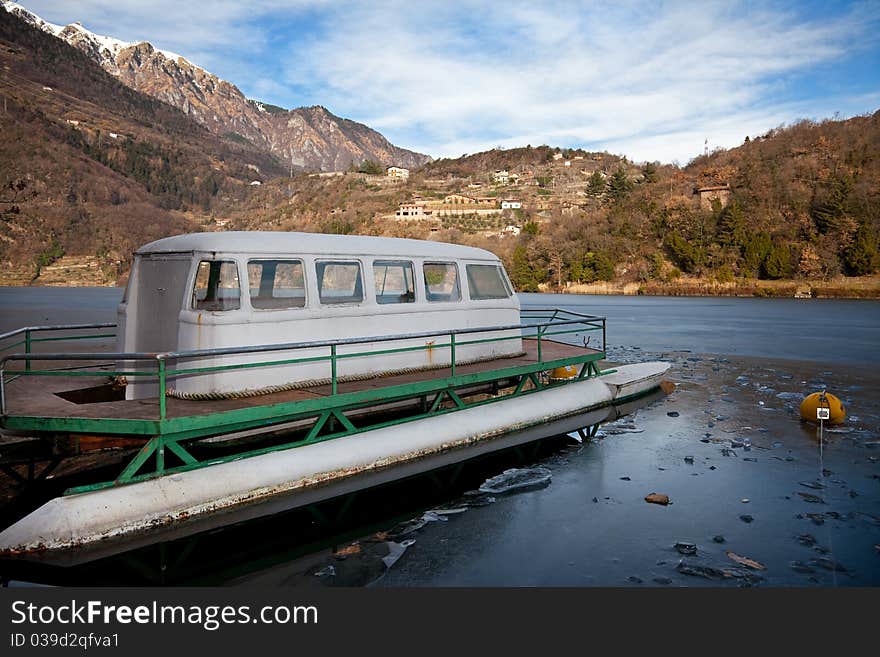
2, 281, 879, 300
545, 275, 880, 299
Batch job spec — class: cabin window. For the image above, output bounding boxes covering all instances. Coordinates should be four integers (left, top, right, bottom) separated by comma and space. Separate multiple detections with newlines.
466, 264, 512, 300
423, 262, 461, 302
316, 260, 363, 304
248, 260, 306, 309
192, 260, 240, 311
374, 260, 415, 304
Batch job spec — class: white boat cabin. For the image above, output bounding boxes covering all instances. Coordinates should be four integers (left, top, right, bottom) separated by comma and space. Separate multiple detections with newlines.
118, 232, 521, 399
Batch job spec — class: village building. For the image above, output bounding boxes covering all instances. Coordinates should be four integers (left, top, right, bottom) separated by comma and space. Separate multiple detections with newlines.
695, 183, 731, 209
395, 203, 431, 218
492, 170, 510, 184
501, 199, 522, 210
501, 225, 522, 237
386, 166, 410, 180
552, 152, 563, 160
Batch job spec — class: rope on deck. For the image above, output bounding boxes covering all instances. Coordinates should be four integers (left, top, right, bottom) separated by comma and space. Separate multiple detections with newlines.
165, 351, 527, 401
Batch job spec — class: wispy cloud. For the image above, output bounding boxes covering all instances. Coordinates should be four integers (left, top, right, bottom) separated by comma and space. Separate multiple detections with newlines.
17, 0, 880, 163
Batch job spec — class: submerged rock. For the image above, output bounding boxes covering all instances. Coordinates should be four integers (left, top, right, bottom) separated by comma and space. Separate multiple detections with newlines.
478, 467, 552, 495
675, 542, 698, 555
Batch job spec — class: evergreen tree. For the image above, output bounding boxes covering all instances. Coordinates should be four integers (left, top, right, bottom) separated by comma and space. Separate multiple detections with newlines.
509, 245, 545, 292
357, 160, 384, 175
741, 232, 772, 276
716, 201, 747, 248
810, 173, 852, 234
606, 168, 632, 203
641, 162, 658, 183
664, 231, 702, 273
843, 221, 879, 275
762, 243, 793, 279
585, 171, 605, 199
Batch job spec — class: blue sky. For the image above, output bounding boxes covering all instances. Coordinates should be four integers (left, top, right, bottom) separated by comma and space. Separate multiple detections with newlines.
16, 0, 880, 164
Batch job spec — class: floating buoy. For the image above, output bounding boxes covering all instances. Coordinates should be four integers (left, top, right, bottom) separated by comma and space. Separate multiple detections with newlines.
549, 364, 578, 381
800, 391, 846, 425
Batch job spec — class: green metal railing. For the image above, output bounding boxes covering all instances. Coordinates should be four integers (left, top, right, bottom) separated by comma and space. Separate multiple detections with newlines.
0, 323, 117, 376
0, 310, 610, 492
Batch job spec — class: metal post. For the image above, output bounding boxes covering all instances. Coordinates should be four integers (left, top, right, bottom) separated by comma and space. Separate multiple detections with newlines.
450, 333, 456, 377
602, 320, 606, 355
25, 329, 31, 373
331, 344, 337, 395
156, 437, 165, 474
0, 364, 5, 416
537, 325, 543, 364
158, 357, 166, 422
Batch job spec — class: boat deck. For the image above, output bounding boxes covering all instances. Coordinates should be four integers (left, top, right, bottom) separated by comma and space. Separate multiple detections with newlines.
3, 339, 600, 423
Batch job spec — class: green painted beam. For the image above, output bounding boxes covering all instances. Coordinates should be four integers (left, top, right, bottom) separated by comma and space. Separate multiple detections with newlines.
1, 416, 161, 435
2, 351, 604, 439
64, 374, 622, 495
156, 352, 603, 441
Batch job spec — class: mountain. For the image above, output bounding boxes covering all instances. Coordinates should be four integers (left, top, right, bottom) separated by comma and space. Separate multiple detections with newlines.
0, 5, 286, 283
1, 1, 431, 172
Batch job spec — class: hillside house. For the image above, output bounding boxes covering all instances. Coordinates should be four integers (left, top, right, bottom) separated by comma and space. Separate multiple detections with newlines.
386, 166, 410, 179
501, 225, 522, 237
695, 184, 731, 209
395, 203, 431, 218
552, 152, 563, 161
492, 170, 510, 184
501, 199, 522, 210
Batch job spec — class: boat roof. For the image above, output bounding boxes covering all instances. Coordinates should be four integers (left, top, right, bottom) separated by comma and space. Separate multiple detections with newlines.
137, 231, 500, 261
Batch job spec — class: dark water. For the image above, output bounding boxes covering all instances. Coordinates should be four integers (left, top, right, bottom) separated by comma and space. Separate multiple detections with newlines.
522, 293, 880, 365
2, 287, 878, 362
1, 288, 878, 586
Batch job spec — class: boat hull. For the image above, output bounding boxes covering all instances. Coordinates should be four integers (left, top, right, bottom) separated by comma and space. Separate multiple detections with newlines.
0, 362, 669, 562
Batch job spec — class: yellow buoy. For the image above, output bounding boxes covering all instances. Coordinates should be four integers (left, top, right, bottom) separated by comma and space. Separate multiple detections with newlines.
549, 364, 578, 381
799, 391, 846, 425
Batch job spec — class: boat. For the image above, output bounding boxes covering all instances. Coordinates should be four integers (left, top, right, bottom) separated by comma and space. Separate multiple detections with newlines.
0, 232, 670, 562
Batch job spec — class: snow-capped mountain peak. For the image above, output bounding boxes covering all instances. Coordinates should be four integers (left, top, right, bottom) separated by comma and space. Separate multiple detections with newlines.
1, 1, 192, 68
1, 0, 430, 171
1, 1, 62, 35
